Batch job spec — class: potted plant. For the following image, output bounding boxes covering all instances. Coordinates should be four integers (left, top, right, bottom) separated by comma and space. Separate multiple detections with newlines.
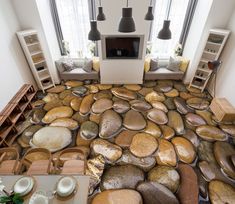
0, 193, 23, 204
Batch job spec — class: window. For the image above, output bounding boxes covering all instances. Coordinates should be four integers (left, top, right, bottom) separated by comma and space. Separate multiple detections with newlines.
150, 0, 190, 57
55, 0, 93, 57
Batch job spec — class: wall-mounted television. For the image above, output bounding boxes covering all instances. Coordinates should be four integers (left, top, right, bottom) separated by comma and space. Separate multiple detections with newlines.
101, 35, 144, 60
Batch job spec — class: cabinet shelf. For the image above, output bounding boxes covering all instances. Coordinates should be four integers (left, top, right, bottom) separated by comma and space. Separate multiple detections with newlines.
31, 50, 42, 56
27, 42, 39, 47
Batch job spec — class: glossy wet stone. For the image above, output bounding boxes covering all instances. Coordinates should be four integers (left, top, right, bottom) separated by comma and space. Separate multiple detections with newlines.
177, 164, 199, 204
72, 86, 88, 96
42, 106, 73, 124
79, 94, 94, 115
114, 130, 137, 148
164, 89, 179, 97
89, 112, 101, 124
124, 84, 142, 91
186, 98, 210, 110
97, 84, 112, 90
100, 165, 144, 191
145, 91, 166, 103
47, 85, 65, 93
130, 100, 152, 112
91, 139, 122, 163
198, 161, 216, 181
112, 99, 130, 113
161, 125, 175, 140
31, 109, 46, 124
154, 83, 173, 93
72, 112, 89, 123
144, 121, 162, 138
174, 82, 187, 92
147, 109, 168, 125
150, 101, 168, 113
123, 110, 146, 130
138, 87, 153, 96
80, 121, 99, 140
156, 139, 177, 167
164, 98, 176, 110
137, 181, 179, 204
130, 133, 158, 157
91, 98, 113, 114
111, 87, 137, 101
94, 90, 112, 100
196, 125, 227, 142
196, 110, 216, 126
65, 80, 83, 87
99, 110, 122, 139
172, 137, 196, 164
174, 97, 193, 114
117, 150, 156, 172
167, 111, 185, 135
62, 94, 77, 106
182, 129, 199, 148
148, 166, 180, 193
32, 100, 45, 108
85, 84, 99, 94
180, 92, 194, 100
76, 132, 93, 147
31, 127, 72, 152
198, 141, 217, 164
43, 93, 59, 103
50, 118, 79, 130
185, 113, 206, 127
43, 99, 63, 111
70, 97, 82, 111
209, 180, 235, 204
59, 90, 72, 100
144, 80, 156, 87
214, 141, 235, 179
91, 189, 143, 204
219, 124, 235, 137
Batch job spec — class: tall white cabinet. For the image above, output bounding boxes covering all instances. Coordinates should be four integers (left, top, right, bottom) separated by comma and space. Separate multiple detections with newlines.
189, 28, 230, 92
17, 29, 55, 92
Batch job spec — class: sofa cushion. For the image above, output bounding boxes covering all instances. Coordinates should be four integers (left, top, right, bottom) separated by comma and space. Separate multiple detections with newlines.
167, 57, 181, 72
64, 68, 97, 74
82, 59, 93, 73
62, 60, 75, 72
93, 57, 100, 72
150, 58, 159, 71
144, 57, 151, 72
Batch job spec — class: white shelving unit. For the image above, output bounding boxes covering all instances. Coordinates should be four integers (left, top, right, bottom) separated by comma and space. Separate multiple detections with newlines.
17, 29, 55, 92
189, 28, 230, 92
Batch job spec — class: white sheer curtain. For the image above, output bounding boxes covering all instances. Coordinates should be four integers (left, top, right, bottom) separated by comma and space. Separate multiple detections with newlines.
150, 0, 189, 57
55, 0, 91, 57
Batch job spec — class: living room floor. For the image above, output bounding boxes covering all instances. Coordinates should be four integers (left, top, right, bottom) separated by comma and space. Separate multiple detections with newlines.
16, 80, 235, 203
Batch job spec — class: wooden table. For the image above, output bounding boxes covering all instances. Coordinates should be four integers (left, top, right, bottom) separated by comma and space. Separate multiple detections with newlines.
0, 175, 90, 204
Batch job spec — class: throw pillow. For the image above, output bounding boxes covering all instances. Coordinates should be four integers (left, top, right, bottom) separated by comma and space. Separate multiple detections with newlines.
93, 57, 100, 72
62, 60, 75, 72
83, 59, 93, 73
167, 57, 181, 72
150, 58, 159, 71
144, 57, 151, 72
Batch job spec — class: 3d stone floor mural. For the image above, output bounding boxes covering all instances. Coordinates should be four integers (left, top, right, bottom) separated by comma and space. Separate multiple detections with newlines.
14, 80, 235, 204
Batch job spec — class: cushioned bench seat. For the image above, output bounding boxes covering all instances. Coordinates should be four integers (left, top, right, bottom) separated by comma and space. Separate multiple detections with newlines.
144, 68, 184, 80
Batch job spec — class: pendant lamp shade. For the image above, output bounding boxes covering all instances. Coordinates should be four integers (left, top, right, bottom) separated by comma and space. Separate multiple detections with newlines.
97, 6, 106, 21
145, 6, 154, 20
118, 7, 136, 33
157, 20, 172, 40
88, 21, 101, 41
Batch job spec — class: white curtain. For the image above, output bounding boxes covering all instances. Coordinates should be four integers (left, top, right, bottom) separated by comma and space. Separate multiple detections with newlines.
56, 0, 91, 57
150, 0, 189, 57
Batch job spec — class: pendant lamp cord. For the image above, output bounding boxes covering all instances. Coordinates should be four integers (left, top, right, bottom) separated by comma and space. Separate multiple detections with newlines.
99, 0, 101, 7
150, 0, 153, 6
166, 0, 172, 20
91, 0, 94, 20
127, 0, 129, 7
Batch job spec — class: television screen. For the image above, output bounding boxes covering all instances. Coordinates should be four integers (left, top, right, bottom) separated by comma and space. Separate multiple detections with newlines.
105, 37, 140, 59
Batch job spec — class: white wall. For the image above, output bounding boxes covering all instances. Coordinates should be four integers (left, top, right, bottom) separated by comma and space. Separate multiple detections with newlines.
215, 9, 235, 105
97, 0, 151, 84
12, 0, 61, 84
183, 0, 235, 83
0, 0, 36, 111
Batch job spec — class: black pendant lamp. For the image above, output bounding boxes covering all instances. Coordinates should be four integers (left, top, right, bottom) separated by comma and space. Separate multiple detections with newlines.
158, 0, 172, 40
97, 0, 106, 21
145, 0, 154, 21
118, 0, 136, 33
88, 0, 101, 41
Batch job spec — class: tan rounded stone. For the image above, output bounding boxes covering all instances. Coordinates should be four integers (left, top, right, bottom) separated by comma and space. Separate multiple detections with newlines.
156, 139, 177, 166
219, 125, 235, 137
114, 130, 137, 148
138, 87, 153, 96
97, 84, 112, 90
65, 80, 83, 87
47, 85, 65, 93
76, 132, 93, 147
130, 100, 152, 112
186, 98, 210, 110
145, 91, 166, 103
130, 133, 158, 158
89, 112, 101, 124
113, 99, 130, 113
209, 180, 235, 204
62, 94, 77, 106
150, 101, 168, 113
85, 84, 99, 93
124, 84, 142, 91
32, 100, 45, 108
160, 125, 175, 140
164, 89, 179, 97
147, 109, 168, 125
196, 125, 227, 142
91, 98, 113, 114
123, 110, 146, 131
111, 87, 137, 101
91, 139, 122, 163
94, 90, 112, 100
186, 86, 201, 93
70, 97, 82, 111
49, 118, 78, 130
143, 121, 161, 138
196, 110, 216, 126
42, 106, 73, 124
92, 189, 143, 204
180, 92, 194, 100
43, 93, 59, 103
59, 90, 72, 99
43, 99, 63, 111
79, 94, 94, 115
72, 112, 89, 123
167, 111, 185, 135
172, 137, 196, 164
185, 113, 206, 127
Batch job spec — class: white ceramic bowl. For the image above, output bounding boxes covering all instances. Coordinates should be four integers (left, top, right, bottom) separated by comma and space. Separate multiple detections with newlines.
29, 193, 49, 204
14, 177, 34, 196
56, 176, 76, 197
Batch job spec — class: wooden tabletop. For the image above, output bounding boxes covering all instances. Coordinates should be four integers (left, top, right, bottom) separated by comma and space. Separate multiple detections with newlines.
0, 175, 90, 204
